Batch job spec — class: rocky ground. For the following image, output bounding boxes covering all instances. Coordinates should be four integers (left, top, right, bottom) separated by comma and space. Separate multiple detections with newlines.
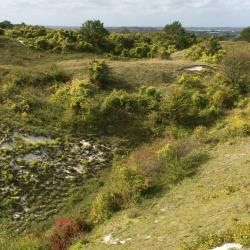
0, 129, 112, 233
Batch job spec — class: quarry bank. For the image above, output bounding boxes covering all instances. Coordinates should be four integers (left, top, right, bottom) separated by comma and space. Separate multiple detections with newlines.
0, 129, 112, 233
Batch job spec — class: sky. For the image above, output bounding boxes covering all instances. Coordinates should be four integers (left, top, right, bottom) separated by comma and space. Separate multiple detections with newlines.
1, 0, 250, 27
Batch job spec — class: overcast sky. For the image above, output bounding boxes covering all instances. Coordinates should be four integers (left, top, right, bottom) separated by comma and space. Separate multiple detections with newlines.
1, 0, 250, 27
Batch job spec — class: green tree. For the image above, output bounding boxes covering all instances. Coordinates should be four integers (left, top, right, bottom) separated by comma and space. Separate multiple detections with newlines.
239, 27, 250, 42
0, 20, 14, 29
205, 36, 222, 56
0, 28, 4, 36
80, 20, 110, 50
163, 21, 196, 50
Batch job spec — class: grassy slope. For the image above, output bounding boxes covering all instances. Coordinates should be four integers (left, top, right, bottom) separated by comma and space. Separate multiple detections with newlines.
2, 37, 250, 249
0, 37, 201, 233
0, 37, 202, 135
0, 37, 203, 87
83, 137, 250, 250
57, 58, 195, 89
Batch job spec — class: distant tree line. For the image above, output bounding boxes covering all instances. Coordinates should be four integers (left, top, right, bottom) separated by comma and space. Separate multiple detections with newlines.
3, 19, 250, 59
0, 19, 198, 58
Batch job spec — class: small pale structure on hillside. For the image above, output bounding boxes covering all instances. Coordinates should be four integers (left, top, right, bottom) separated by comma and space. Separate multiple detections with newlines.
211, 243, 243, 250
185, 66, 204, 71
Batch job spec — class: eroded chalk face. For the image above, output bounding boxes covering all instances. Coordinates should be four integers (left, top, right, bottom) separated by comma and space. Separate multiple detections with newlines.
212, 243, 243, 250
0, 131, 112, 233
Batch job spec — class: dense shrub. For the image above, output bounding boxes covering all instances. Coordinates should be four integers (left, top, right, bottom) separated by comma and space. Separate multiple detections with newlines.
5, 25, 94, 53
163, 21, 196, 50
164, 74, 241, 127
49, 217, 90, 250
50, 71, 244, 138
130, 42, 151, 58
68, 80, 97, 111
0, 20, 14, 29
239, 27, 250, 42
100, 86, 162, 137
186, 37, 225, 63
208, 99, 250, 142
52, 79, 98, 127
6, 25, 47, 38
207, 81, 238, 109
223, 50, 250, 94
109, 33, 135, 55
178, 74, 203, 89
80, 20, 110, 51
163, 86, 199, 126
157, 139, 208, 187
88, 60, 111, 87
181, 222, 250, 250
158, 47, 171, 59
6, 66, 71, 87
68, 242, 85, 250
4, 20, 195, 58
90, 166, 149, 223
108, 32, 177, 59
90, 190, 122, 223
0, 28, 4, 36
100, 90, 140, 133
50, 73, 244, 137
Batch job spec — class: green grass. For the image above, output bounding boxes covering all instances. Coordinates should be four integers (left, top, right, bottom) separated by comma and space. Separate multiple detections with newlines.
0, 36, 207, 138
0, 37, 207, 89
1, 36, 250, 250
82, 137, 250, 250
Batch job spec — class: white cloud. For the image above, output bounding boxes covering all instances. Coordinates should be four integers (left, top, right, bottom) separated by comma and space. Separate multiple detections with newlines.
1, 0, 250, 26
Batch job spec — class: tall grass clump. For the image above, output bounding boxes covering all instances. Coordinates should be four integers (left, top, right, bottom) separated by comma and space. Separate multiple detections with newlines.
6, 66, 71, 87
48, 217, 91, 250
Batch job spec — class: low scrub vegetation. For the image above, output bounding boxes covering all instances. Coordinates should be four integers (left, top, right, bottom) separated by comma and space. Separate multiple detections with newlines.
3, 20, 196, 59
90, 166, 149, 223
185, 37, 225, 63
181, 222, 250, 250
5, 66, 71, 87
239, 26, 250, 42
1, 20, 250, 250
48, 217, 91, 250
88, 60, 111, 87
223, 50, 250, 94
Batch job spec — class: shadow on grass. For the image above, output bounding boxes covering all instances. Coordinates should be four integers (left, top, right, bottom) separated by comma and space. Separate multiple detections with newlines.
142, 151, 210, 199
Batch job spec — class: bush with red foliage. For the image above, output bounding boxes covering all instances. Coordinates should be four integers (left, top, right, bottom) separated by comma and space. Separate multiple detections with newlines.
49, 217, 91, 250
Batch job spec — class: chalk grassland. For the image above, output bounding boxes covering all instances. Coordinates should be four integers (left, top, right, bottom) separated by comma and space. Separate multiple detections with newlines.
0, 37, 202, 87
84, 137, 250, 250
1, 36, 250, 250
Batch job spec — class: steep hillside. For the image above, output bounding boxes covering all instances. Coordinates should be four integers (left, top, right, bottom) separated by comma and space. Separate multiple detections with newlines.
83, 137, 250, 250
